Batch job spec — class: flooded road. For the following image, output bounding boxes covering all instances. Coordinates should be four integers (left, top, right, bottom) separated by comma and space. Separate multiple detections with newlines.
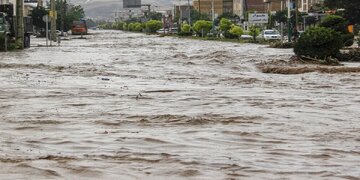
0, 30, 359, 179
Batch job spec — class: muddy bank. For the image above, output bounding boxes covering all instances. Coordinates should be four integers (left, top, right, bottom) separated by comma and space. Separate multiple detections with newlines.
257, 57, 360, 74
0, 30, 359, 179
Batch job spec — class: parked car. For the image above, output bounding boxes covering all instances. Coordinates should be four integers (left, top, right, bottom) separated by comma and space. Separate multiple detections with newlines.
261, 29, 281, 40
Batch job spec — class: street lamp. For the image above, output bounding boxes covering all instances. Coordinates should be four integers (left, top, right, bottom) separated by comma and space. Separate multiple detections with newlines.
287, 0, 291, 42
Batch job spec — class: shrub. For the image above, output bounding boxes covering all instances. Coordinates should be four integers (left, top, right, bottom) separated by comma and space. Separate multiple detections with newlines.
193, 20, 212, 37
123, 23, 128, 31
128, 23, 136, 31
219, 18, 232, 32
182, 23, 191, 33
319, 15, 348, 33
146, 20, 162, 33
249, 25, 260, 41
133, 23, 143, 32
112, 22, 117, 29
342, 33, 355, 47
294, 27, 343, 59
229, 25, 243, 39
116, 22, 124, 30
319, 15, 354, 47
357, 37, 360, 47
179, 23, 192, 36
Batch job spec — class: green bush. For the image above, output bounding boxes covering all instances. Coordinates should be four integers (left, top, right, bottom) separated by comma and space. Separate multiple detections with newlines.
179, 23, 192, 36
249, 25, 260, 41
342, 33, 355, 47
146, 20, 162, 33
128, 23, 135, 31
219, 18, 237, 39
229, 25, 243, 39
294, 27, 343, 59
357, 37, 360, 47
182, 23, 191, 33
319, 15, 354, 47
319, 15, 348, 33
134, 22, 143, 32
122, 23, 128, 31
219, 18, 232, 32
116, 22, 125, 30
99, 23, 112, 29
193, 20, 212, 37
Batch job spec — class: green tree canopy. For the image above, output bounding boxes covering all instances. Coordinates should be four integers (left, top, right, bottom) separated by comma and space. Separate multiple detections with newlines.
146, 20, 162, 33
229, 25, 244, 39
324, 0, 360, 24
193, 20, 212, 37
56, 1, 85, 31
294, 26, 343, 59
249, 25, 260, 41
219, 18, 232, 32
30, 6, 48, 29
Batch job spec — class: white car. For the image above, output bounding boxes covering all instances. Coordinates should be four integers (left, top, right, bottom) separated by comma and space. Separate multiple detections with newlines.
261, 29, 281, 40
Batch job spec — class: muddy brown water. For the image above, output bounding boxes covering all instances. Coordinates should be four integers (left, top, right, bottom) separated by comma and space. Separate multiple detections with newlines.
0, 30, 359, 179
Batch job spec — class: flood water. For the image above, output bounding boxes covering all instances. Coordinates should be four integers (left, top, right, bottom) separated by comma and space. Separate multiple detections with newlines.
0, 30, 359, 179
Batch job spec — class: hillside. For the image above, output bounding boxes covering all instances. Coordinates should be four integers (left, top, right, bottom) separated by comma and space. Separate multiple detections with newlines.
71, 0, 176, 19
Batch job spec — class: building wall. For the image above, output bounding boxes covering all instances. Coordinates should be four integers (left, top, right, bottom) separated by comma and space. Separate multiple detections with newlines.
233, 0, 243, 16
193, 0, 224, 16
193, 0, 233, 17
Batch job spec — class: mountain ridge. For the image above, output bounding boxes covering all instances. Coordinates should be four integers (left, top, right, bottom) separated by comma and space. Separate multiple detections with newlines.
70, 0, 176, 19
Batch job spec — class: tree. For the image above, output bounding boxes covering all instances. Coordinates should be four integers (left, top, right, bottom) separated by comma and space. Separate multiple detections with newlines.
324, 0, 360, 24
148, 12, 163, 21
62, 4, 85, 31
179, 23, 192, 36
272, 10, 287, 24
190, 9, 210, 22
30, 6, 48, 29
181, 23, 191, 33
319, 15, 348, 33
229, 25, 244, 39
214, 12, 239, 26
319, 15, 354, 46
192, 20, 212, 37
219, 18, 232, 32
219, 18, 238, 39
249, 25, 260, 41
146, 20, 162, 33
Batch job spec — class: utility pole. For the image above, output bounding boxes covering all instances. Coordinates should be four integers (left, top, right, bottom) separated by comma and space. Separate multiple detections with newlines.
61, 0, 65, 36
198, 0, 201, 20
211, 0, 215, 31
188, 0, 191, 24
50, 0, 56, 42
178, 0, 182, 27
287, 0, 291, 42
281, 0, 284, 41
16, 0, 24, 49
295, 0, 299, 37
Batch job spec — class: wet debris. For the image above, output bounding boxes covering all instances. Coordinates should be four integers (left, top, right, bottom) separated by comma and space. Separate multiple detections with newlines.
143, 90, 180, 93
257, 56, 360, 74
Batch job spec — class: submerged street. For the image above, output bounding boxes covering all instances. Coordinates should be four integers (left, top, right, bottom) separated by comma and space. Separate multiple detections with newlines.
0, 30, 359, 179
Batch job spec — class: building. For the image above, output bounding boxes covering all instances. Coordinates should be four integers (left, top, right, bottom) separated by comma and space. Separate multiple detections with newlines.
174, 4, 193, 22
193, 0, 320, 18
193, 0, 233, 18
299, 0, 324, 12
